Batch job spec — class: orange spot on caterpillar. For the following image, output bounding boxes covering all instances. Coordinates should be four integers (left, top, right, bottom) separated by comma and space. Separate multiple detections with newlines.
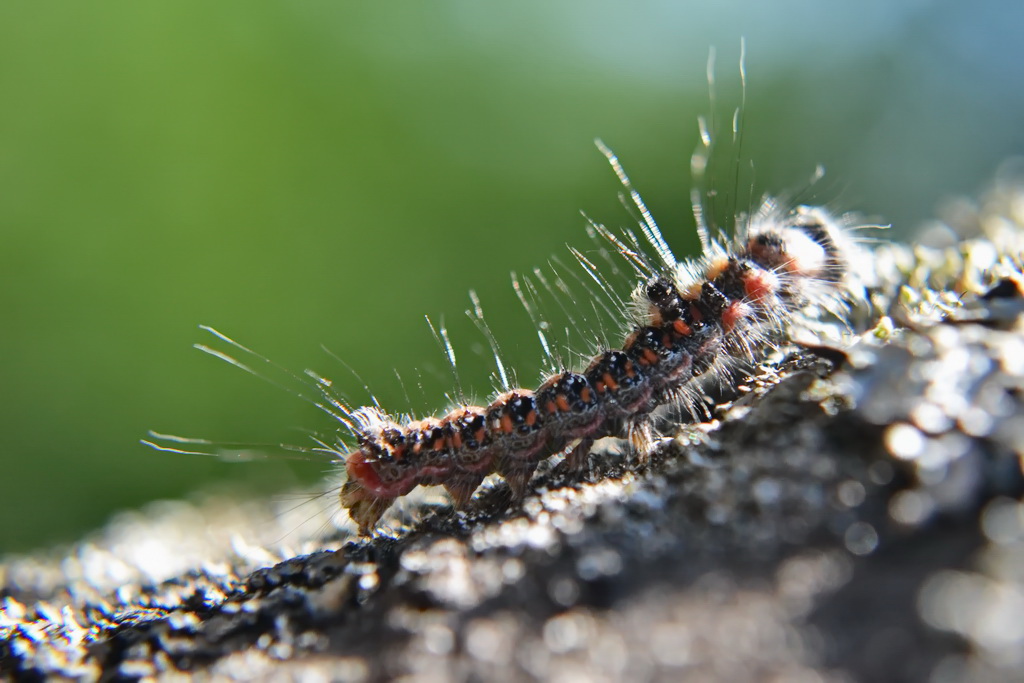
743, 268, 778, 302
721, 301, 749, 332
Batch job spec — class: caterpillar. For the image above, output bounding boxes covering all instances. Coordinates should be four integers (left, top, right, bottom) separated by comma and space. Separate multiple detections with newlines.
146, 166, 861, 536
333, 196, 857, 533
145, 58, 866, 536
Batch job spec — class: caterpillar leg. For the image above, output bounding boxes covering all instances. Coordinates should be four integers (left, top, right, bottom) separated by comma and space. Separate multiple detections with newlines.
443, 473, 487, 508
629, 418, 655, 466
564, 437, 595, 472
339, 479, 395, 535
500, 462, 539, 499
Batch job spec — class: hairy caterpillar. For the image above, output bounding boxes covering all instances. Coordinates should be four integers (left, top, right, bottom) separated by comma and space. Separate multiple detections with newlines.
145, 56, 866, 536
146, 185, 861, 535
334, 196, 857, 532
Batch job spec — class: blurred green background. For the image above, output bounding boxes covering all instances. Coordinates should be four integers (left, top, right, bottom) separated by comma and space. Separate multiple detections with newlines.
2, 1, 1022, 553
